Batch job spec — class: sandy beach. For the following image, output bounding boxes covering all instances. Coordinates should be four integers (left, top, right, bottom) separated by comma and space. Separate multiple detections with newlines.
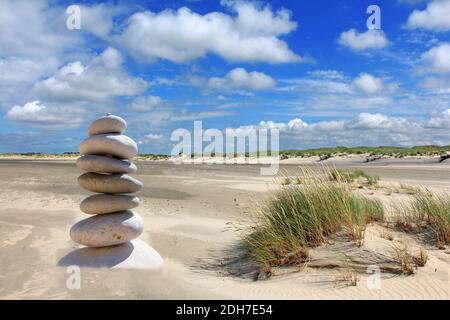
2, 0, 450, 305
0, 157, 448, 300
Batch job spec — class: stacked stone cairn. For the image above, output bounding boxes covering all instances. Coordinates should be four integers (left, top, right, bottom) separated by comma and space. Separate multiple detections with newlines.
70, 114, 145, 248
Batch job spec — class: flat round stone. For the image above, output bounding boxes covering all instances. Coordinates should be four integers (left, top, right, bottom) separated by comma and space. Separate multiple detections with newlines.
79, 134, 138, 159
80, 194, 139, 214
77, 155, 137, 174
78, 173, 143, 193
70, 210, 144, 247
88, 114, 127, 136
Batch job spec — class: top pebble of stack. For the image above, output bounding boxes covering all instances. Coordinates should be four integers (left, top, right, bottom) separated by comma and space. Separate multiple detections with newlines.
79, 114, 138, 160
88, 114, 127, 136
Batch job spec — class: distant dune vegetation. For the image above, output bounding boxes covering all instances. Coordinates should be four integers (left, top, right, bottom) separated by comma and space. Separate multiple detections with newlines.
280, 145, 450, 158
0, 145, 449, 161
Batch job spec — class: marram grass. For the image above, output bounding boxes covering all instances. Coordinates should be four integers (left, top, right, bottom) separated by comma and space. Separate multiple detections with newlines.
244, 167, 384, 273
395, 190, 450, 246
327, 168, 379, 186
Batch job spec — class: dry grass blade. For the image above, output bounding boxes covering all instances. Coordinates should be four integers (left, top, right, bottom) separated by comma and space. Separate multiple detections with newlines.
413, 248, 428, 267
391, 242, 416, 275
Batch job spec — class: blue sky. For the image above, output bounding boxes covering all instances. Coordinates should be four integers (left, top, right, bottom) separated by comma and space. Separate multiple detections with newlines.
0, 0, 449, 153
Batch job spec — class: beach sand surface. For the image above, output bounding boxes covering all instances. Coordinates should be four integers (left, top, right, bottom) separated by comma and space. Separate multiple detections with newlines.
0, 158, 449, 299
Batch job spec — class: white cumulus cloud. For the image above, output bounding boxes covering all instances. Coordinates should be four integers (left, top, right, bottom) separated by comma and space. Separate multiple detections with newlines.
116, 2, 300, 63
422, 76, 450, 93
421, 43, 450, 74
76, 4, 117, 38
278, 71, 395, 100
129, 95, 165, 111
353, 73, 384, 94
228, 110, 450, 149
208, 68, 276, 91
34, 47, 148, 102
407, 0, 450, 31
0, 0, 84, 107
338, 29, 389, 51
5, 100, 88, 129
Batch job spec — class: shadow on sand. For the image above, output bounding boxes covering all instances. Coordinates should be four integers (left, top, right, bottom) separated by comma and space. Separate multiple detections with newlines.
193, 242, 263, 280
193, 233, 405, 282
58, 239, 164, 269
58, 241, 135, 268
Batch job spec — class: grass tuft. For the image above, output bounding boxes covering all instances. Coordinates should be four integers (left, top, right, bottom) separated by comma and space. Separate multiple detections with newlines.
395, 190, 450, 246
338, 262, 360, 287
243, 167, 384, 274
414, 248, 428, 267
327, 169, 379, 186
391, 242, 416, 274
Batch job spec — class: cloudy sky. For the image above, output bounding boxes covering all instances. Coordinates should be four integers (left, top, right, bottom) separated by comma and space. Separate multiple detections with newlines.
0, 0, 449, 153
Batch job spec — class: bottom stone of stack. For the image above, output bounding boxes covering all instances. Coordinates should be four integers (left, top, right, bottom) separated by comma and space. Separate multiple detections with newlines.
70, 210, 143, 247
58, 239, 163, 269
